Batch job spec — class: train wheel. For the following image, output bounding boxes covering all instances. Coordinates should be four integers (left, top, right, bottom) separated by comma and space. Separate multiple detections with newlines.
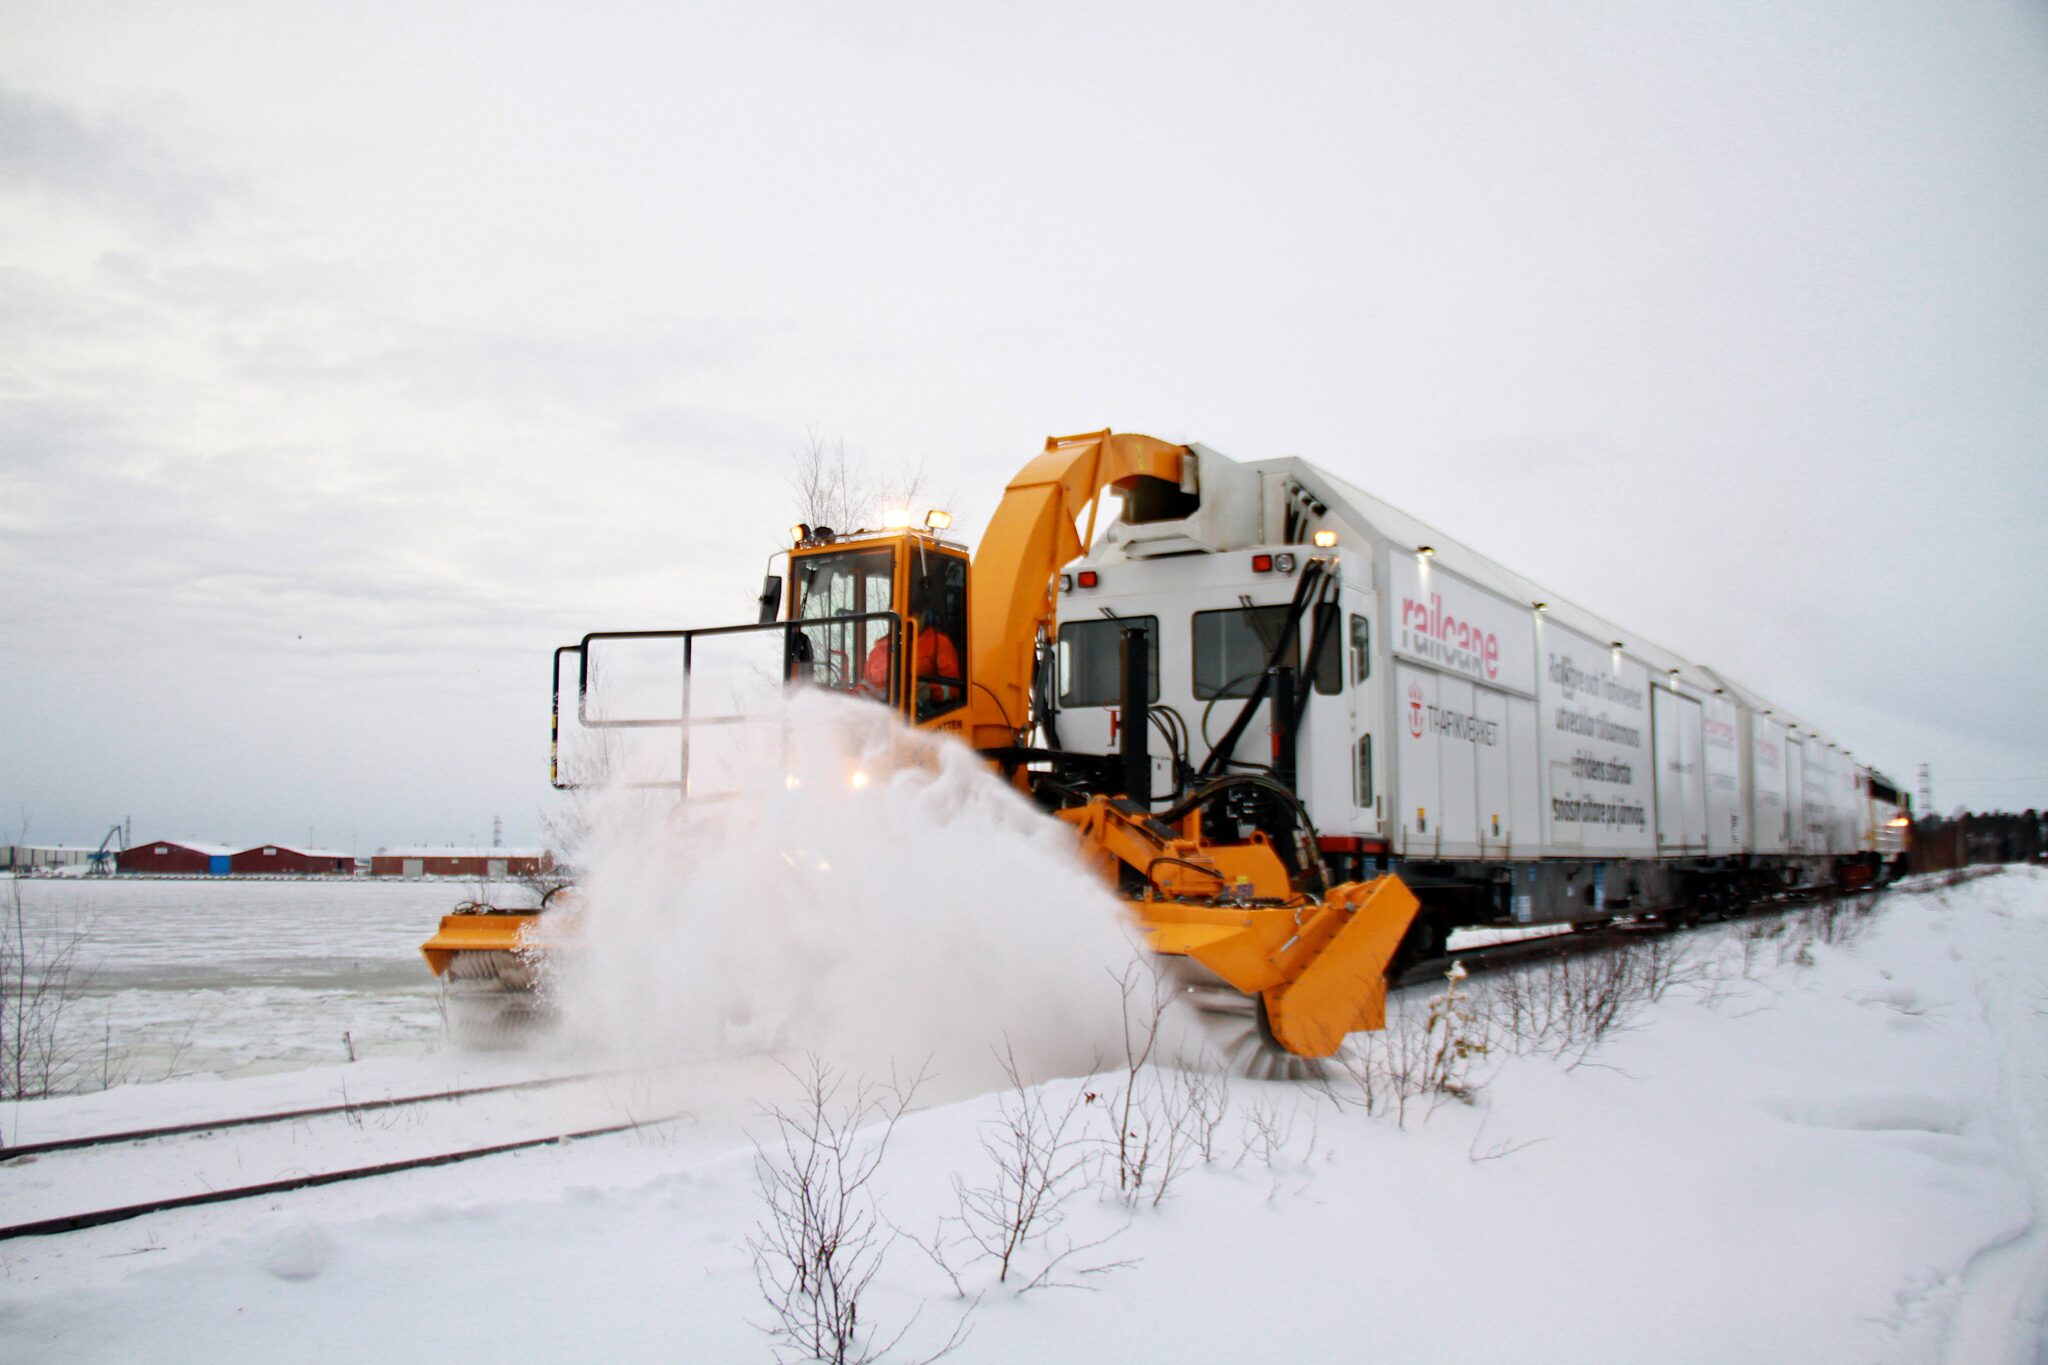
1388, 910, 1449, 977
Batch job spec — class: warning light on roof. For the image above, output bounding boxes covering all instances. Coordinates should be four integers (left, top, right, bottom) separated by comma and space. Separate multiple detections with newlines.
882, 508, 913, 530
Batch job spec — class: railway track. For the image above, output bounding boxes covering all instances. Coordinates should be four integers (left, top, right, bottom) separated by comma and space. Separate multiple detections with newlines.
0, 1066, 696, 1242
5, 870, 1990, 1241
0, 1065, 656, 1161
1395, 864, 1999, 989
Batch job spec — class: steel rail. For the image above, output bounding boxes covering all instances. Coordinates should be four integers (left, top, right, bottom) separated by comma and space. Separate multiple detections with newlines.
0, 1113, 687, 1241
1390, 868, 1993, 990
0, 1065, 657, 1161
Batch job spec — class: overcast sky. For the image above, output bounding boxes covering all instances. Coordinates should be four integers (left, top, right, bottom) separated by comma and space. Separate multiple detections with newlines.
3, 0, 2045, 851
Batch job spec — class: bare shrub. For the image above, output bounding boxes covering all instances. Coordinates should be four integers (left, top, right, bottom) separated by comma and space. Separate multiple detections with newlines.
1095, 961, 1208, 1208
748, 1054, 953, 1365
1633, 936, 1706, 1002
1421, 961, 1489, 1106
1764, 894, 1888, 970
1231, 1093, 1323, 1203
1330, 1002, 1420, 1125
513, 857, 576, 911
1177, 1056, 1229, 1163
942, 1042, 1117, 1292
1, 878, 97, 1107
1329, 962, 1492, 1126
1235, 1096, 1318, 1168
1735, 918, 1781, 980
1480, 947, 1646, 1066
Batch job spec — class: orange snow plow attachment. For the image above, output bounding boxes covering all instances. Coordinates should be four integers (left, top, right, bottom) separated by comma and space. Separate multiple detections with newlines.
1133, 875, 1420, 1058
421, 908, 580, 1044
419, 911, 542, 976
1060, 795, 1422, 1058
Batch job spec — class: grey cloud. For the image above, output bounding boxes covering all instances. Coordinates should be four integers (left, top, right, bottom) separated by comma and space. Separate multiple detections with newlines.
0, 84, 233, 232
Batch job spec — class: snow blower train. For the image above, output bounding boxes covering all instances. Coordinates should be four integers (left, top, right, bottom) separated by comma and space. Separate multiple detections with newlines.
421, 430, 1912, 1060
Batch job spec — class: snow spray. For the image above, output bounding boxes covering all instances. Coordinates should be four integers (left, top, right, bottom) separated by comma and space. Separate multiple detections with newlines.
547, 689, 1196, 1092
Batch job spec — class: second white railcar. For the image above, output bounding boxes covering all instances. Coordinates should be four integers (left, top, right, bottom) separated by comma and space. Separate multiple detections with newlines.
1051, 442, 1902, 940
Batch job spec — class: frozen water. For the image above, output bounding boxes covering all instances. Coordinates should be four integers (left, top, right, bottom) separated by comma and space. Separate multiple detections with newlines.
2, 874, 473, 1080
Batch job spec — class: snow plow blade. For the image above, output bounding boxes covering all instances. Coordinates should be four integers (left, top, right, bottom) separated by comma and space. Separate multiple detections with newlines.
420, 912, 539, 976
1136, 874, 1421, 1058
1260, 875, 1420, 1056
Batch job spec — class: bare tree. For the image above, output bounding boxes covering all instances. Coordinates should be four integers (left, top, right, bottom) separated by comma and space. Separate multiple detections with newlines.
789, 431, 879, 533
787, 431, 944, 535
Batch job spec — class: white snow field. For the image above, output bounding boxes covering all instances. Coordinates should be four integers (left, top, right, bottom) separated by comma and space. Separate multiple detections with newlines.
4, 868, 2047, 1364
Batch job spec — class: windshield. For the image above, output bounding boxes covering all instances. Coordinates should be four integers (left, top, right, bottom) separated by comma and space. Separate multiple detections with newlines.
791, 548, 895, 694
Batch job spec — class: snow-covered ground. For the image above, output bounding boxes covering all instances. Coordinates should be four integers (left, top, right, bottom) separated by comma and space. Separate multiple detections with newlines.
4, 869, 2046, 1363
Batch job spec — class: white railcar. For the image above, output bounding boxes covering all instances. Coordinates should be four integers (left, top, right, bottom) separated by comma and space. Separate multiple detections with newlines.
1052, 442, 1906, 936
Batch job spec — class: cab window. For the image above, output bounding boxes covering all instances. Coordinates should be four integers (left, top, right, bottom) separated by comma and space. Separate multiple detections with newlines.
1194, 606, 1337, 699
1058, 616, 1160, 707
791, 549, 895, 693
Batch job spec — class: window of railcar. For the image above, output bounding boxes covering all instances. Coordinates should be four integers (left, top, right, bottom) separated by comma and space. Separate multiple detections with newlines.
1192, 605, 1298, 700
1310, 602, 1342, 695
1350, 613, 1371, 684
1058, 616, 1159, 708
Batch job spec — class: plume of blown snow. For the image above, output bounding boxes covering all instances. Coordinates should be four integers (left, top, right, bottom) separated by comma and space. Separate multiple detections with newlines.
544, 689, 1193, 1092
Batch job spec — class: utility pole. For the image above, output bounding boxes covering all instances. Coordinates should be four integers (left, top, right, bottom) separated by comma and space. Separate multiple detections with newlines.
1917, 763, 1933, 818
492, 815, 502, 849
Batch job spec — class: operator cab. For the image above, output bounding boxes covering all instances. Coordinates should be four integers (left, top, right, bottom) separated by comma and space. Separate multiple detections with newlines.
781, 523, 969, 727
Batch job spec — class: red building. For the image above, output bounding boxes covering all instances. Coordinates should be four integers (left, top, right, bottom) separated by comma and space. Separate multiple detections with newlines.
229, 844, 358, 875
117, 840, 237, 875
369, 847, 550, 879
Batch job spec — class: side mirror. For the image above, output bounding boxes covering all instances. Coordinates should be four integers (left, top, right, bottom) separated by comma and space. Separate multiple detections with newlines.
757, 575, 783, 624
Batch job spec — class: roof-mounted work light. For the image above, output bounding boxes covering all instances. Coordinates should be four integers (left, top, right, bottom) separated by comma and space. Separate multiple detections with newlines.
790, 522, 811, 545
1311, 529, 1337, 549
924, 509, 953, 531
1417, 545, 1436, 558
